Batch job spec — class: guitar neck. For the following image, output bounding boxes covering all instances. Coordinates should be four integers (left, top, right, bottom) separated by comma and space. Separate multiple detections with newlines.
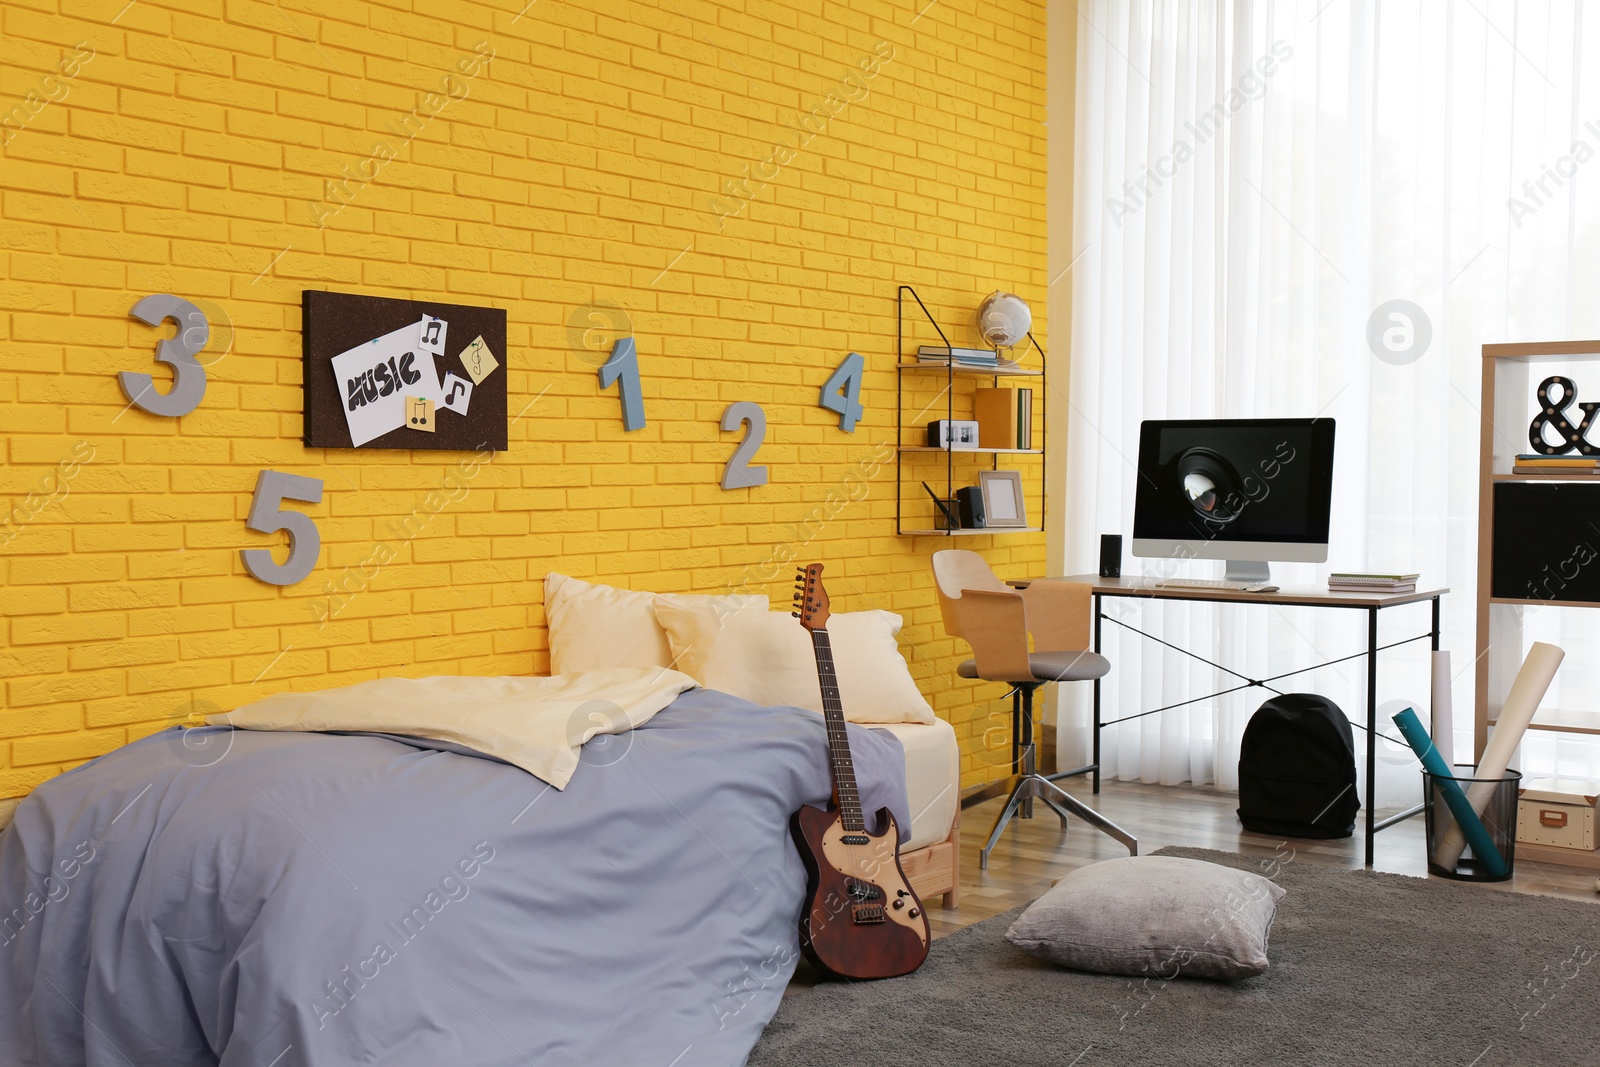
809, 628, 864, 832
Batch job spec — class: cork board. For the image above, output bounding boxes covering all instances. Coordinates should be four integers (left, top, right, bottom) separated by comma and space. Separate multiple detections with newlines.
302, 290, 508, 451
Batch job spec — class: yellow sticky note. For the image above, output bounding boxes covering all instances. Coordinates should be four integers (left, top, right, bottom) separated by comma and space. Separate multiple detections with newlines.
459, 335, 499, 385
406, 396, 436, 432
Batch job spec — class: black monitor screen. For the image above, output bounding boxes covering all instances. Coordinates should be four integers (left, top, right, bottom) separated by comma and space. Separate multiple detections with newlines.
1131, 419, 1336, 545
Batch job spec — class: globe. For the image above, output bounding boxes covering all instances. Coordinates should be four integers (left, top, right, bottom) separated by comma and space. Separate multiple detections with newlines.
977, 291, 1032, 348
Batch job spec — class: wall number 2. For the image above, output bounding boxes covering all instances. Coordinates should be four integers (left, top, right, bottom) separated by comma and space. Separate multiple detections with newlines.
117, 294, 210, 417
720, 402, 769, 489
818, 352, 864, 432
240, 471, 325, 586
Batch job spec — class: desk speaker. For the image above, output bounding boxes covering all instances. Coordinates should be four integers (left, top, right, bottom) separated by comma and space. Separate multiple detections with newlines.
955, 486, 985, 529
1100, 534, 1122, 578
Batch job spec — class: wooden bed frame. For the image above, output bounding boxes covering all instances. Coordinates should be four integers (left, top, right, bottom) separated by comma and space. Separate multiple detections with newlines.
899, 808, 960, 910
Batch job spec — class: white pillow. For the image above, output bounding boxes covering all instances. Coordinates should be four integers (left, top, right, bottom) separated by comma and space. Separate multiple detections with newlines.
654, 604, 935, 725
544, 574, 766, 674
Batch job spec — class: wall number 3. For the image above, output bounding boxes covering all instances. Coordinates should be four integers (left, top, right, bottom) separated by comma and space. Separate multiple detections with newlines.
241, 471, 325, 586
720, 402, 769, 490
117, 294, 211, 417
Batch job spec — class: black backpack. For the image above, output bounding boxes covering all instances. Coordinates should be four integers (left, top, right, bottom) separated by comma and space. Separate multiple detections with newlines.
1237, 693, 1359, 839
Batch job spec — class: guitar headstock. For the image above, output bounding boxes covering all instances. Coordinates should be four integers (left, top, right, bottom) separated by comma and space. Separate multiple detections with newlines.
792, 563, 831, 631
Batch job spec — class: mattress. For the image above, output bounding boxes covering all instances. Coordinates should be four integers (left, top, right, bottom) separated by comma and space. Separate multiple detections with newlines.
870, 717, 959, 851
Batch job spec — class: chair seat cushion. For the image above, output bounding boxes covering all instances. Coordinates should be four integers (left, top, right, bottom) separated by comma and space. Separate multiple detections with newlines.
956, 650, 1109, 683
1005, 856, 1285, 981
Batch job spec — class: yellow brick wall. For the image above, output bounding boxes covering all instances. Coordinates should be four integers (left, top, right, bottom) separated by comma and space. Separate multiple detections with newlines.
0, 0, 1052, 798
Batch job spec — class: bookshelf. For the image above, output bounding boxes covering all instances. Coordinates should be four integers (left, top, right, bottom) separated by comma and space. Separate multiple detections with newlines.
894, 286, 1046, 537
1475, 339, 1600, 871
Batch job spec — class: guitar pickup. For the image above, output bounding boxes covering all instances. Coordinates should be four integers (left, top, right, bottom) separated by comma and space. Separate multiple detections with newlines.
844, 878, 883, 902
841, 835, 869, 845
852, 905, 886, 924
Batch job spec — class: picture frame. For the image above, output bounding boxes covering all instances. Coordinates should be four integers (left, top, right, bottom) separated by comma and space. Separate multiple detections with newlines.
978, 469, 1027, 527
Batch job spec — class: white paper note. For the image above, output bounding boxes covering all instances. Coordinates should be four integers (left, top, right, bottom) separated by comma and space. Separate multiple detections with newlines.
419, 314, 448, 356
331, 323, 445, 447
440, 372, 473, 416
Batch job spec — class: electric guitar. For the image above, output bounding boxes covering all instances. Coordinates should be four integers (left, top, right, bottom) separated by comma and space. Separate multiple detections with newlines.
788, 563, 930, 980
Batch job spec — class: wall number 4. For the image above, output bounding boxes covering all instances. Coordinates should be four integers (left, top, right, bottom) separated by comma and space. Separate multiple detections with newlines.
819, 352, 864, 432
241, 471, 325, 586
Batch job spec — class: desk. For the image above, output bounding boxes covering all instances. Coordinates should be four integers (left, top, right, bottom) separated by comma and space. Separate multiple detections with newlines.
1047, 575, 1448, 867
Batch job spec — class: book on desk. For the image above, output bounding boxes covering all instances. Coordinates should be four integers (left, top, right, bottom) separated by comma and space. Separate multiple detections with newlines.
1328, 572, 1420, 593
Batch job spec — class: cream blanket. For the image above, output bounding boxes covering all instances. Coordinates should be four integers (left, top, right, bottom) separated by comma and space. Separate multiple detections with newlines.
208, 668, 699, 789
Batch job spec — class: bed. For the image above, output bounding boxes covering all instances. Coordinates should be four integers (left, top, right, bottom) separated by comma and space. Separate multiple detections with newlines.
0, 683, 913, 1067
0, 576, 962, 1065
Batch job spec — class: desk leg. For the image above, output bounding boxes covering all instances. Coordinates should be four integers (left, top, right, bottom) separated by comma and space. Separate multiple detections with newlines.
1431, 596, 1441, 652
1365, 606, 1378, 868
1093, 594, 1103, 795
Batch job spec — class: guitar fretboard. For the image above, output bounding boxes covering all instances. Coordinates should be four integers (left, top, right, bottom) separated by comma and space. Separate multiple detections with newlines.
810, 628, 864, 832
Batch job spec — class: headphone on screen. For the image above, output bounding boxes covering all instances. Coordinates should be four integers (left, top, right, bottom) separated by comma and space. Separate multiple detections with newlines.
1174, 447, 1244, 524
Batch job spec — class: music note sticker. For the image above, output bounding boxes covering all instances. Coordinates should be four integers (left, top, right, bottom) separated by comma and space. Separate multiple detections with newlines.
418, 315, 448, 356
440, 372, 473, 416
458, 334, 499, 385
405, 396, 436, 432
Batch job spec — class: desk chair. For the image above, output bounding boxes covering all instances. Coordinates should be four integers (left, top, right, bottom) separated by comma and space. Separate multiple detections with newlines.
931, 550, 1138, 869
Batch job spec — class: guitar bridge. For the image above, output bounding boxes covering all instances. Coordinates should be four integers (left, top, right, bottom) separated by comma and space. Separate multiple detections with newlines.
852, 905, 886, 925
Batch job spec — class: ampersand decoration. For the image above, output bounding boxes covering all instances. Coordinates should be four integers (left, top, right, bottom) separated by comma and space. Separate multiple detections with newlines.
1528, 376, 1600, 456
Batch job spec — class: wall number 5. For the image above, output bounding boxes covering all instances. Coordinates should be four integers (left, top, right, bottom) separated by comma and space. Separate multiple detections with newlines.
117, 294, 210, 417
241, 470, 324, 586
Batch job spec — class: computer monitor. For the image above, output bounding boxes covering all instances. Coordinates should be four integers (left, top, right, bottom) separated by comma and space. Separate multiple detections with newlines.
1131, 418, 1337, 583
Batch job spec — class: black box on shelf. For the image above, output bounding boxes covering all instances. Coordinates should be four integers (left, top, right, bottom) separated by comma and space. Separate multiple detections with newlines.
1493, 482, 1600, 602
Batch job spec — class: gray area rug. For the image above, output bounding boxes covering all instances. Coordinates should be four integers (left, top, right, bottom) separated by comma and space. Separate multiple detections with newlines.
747, 847, 1599, 1066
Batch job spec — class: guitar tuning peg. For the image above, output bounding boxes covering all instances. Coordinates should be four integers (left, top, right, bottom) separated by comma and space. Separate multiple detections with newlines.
790, 610, 799, 619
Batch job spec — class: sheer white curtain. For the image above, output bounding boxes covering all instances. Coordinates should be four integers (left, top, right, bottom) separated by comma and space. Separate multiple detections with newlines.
1058, 0, 1600, 801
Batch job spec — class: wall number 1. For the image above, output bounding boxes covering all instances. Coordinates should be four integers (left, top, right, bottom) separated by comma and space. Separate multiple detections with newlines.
599, 336, 645, 430
241, 471, 324, 586
819, 352, 864, 432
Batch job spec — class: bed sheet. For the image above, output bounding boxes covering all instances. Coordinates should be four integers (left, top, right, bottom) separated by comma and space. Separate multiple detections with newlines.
0, 688, 909, 1067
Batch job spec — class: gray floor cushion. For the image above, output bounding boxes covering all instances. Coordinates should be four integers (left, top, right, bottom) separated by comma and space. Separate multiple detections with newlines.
1005, 855, 1285, 980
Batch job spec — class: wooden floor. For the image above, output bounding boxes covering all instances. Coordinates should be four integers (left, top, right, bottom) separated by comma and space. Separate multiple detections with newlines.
926, 778, 1600, 938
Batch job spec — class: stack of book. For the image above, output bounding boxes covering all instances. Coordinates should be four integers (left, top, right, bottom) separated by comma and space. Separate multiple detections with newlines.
918, 344, 1001, 367
1327, 572, 1420, 593
1512, 453, 1600, 475
973, 387, 1034, 450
